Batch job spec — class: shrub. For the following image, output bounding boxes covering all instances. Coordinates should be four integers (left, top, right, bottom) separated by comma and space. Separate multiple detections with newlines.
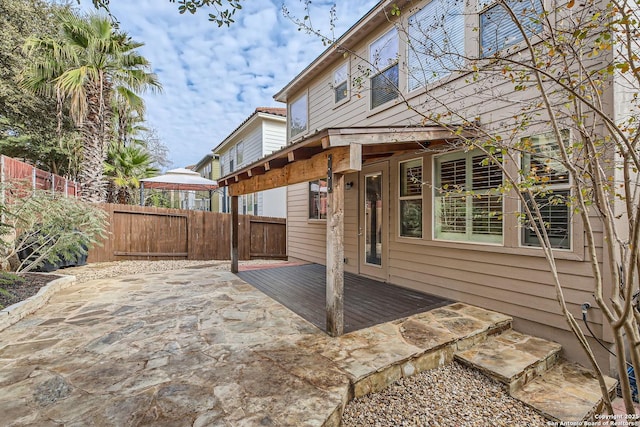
0, 188, 108, 272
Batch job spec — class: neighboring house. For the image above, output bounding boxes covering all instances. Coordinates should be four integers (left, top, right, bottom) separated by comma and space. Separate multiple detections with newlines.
190, 154, 221, 212
217, 0, 630, 373
214, 107, 287, 218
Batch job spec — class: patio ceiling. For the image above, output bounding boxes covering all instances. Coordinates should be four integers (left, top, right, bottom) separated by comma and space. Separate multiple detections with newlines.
218, 126, 469, 196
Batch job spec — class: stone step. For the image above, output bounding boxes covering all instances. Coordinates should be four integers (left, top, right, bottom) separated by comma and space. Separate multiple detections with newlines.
512, 361, 618, 423
454, 330, 562, 393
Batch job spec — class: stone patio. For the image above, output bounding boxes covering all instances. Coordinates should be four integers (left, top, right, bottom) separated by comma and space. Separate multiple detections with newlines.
0, 266, 514, 426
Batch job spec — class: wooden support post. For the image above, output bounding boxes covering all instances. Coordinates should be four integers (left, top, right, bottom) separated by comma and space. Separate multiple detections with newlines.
326, 171, 345, 337
231, 195, 239, 273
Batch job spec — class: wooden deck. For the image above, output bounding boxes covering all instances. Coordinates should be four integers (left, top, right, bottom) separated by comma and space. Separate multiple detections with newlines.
236, 263, 452, 333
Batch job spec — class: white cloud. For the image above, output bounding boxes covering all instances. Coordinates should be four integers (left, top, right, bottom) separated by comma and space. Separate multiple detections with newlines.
87, 0, 378, 168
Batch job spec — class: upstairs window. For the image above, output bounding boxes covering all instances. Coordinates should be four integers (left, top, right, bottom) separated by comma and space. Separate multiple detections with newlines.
334, 63, 348, 103
229, 146, 236, 172
480, 0, 544, 57
309, 179, 327, 220
289, 93, 308, 139
435, 151, 503, 243
407, 0, 465, 91
520, 131, 571, 249
236, 141, 244, 166
370, 28, 399, 109
399, 158, 423, 238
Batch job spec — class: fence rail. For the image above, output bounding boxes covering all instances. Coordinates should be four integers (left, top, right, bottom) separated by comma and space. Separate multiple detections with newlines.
0, 155, 78, 197
87, 204, 287, 262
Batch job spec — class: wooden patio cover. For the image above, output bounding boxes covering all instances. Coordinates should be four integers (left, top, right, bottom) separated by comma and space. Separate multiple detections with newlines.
217, 125, 468, 336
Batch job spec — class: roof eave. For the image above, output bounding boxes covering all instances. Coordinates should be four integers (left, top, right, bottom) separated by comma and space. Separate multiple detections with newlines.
213, 110, 287, 154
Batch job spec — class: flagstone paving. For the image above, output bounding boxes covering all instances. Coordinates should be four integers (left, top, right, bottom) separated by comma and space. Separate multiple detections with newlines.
0, 266, 511, 426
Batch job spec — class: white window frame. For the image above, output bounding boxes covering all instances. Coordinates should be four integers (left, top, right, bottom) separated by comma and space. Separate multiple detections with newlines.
309, 179, 327, 221
399, 158, 423, 238
406, 0, 465, 92
333, 62, 349, 105
479, 0, 544, 57
289, 92, 308, 140
369, 28, 399, 110
236, 141, 244, 167
229, 146, 236, 172
519, 130, 572, 250
434, 150, 504, 244
247, 193, 254, 215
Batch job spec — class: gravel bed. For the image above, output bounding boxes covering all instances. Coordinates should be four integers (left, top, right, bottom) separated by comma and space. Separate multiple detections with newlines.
342, 362, 547, 427
62, 259, 283, 283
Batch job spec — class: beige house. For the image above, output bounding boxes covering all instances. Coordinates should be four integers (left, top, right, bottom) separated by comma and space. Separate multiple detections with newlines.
218, 0, 629, 372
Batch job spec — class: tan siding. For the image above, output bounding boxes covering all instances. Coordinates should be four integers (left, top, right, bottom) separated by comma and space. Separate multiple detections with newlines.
391, 271, 594, 332
289, 0, 605, 143
282, 0, 612, 358
287, 182, 326, 264
388, 255, 601, 317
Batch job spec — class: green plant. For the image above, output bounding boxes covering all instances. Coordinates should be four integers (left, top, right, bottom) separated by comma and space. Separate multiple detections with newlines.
0, 272, 24, 308
0, 188, 108, 272
21, 11, 161, 203
0, 271, 24, 287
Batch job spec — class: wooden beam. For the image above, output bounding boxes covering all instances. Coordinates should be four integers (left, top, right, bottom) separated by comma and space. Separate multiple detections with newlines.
287, 146, 323, 162
229, 145, 362, 196
328, 129, 457, 147
265, 157, 289, 170
362, 142, 425, 156
231, 195, 239, 273
326, 172, 344, 337
247, 165, 266, 177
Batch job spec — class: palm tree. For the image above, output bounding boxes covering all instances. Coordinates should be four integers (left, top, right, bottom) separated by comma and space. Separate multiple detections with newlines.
21, 11, 161, 203
104, 142, 159, 204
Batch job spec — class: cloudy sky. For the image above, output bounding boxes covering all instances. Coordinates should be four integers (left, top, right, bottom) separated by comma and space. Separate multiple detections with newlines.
87, 0, 378, 169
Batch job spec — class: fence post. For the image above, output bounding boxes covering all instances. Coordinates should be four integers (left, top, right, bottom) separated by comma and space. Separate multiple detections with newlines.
32, 166, 36, 191
0, 156, 4, 213
231, 195, 239, 273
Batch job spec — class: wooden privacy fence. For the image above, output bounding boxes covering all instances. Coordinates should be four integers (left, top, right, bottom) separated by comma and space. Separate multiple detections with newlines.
87, 204, 286, 262
0, 155, 78, 196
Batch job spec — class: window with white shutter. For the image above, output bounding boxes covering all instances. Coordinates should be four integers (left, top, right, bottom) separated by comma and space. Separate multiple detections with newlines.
435, 151, 503, 243
399, 158, 423, 238
520, 131, 571, 249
